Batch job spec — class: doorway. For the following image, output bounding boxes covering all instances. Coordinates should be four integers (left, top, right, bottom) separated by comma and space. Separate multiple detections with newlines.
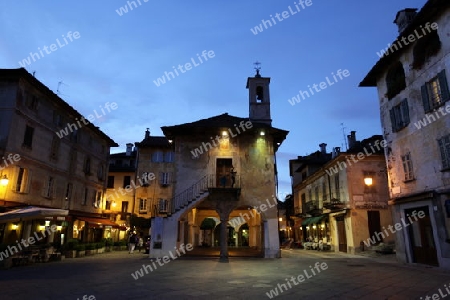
216, 158, 232, 187
406, 206, 438, 266
367, 211, 381, 245
336, 217, 347, 253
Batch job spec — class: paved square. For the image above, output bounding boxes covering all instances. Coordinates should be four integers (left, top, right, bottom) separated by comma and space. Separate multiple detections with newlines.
1, 250, 449, 300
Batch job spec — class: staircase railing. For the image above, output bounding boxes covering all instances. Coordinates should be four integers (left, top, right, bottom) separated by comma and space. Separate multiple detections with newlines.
153, 174, 242, 216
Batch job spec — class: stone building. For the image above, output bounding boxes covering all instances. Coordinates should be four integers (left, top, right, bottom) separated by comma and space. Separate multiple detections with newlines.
290, 134, 393, 254
149, 69, 288, 260
133, 130, 175, 234
104, 143, 137, 241
360, 0, 450, 267
0, 68, 118, 246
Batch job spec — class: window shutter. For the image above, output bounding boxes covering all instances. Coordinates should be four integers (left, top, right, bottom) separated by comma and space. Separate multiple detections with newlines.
438, 69, 450, 102
389, 108, 397, 132
438, 138, 447, 168
401, 99, 410, 126
421, 84, 431, 113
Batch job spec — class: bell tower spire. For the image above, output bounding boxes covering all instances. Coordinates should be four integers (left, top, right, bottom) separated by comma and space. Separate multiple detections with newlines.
246, 62, 271, 125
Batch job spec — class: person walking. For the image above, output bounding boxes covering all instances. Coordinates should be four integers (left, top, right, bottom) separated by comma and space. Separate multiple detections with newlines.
128, 232, 137, 254
137, 236, 144, 252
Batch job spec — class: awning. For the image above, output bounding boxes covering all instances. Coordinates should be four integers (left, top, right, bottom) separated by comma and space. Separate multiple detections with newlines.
0, 206, 68, 223
301, 215, 328, 226
77, 217, 123, 229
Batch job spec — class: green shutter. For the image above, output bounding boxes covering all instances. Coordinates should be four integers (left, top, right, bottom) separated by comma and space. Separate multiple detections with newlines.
438, 69, 450, 102
421, 84, 431, 113
389, 109, 397, 132
401, 99, 410, 126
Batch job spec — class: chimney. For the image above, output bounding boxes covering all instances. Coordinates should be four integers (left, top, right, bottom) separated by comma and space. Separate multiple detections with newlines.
319, 143, 327, 154
394, 8, 418, 34
332, 147, 341, 158
126, 143, 133, 156
145, 128, 150, 139
347, 131, 356, 149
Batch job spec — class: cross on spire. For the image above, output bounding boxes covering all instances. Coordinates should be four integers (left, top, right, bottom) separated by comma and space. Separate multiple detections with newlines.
254, 61, 261, 77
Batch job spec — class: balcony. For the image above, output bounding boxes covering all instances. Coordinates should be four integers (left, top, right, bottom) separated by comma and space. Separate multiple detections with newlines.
206, 174, 241, 201
294, 206, 302, 215
323, 198, 346, 211
305, 200, 322, 215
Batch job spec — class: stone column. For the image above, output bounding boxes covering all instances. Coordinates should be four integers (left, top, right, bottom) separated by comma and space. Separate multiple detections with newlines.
219, 216, 229, 262
215, 201, 237, 263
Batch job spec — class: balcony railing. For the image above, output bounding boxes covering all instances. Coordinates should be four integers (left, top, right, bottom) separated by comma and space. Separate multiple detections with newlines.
305, 200, 320, 213
155, 175, 242, 216
323, 198, 345, 209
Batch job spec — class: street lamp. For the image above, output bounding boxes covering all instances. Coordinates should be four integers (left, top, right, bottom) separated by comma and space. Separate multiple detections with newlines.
364, 172, 374, 186
1, 175, 8, 207
0, 175, 9, 186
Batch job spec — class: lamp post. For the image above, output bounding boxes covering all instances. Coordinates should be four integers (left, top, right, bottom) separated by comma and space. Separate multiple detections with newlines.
0, 175, 9, 208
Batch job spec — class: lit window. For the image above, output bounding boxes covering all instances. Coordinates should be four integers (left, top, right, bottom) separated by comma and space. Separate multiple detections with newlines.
422, 70, 450, 113
401, 153, 414, 181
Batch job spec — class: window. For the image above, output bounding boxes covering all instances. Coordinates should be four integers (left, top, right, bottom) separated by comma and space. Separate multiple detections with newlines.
139, 198, 147, 212
152, 151, 164, 162
50, 137, 60, 161
97, 164, 104, 181
390, 99, 410, 132
164, 151, 174, 163
308, 189, 312, 201
334, 174, 340, 199
65, 183, 73, 203
322, 182, 327, 201
14, 167, 31, 193
413, 30, 441, 69
82, 188, 88, 205
91, 190, 97, 207
386, 62, 406, 100
158, 199, 168, 213
53, 111, 63, 127
43, 176, 55, 199
422, 70, 450, 113
94, 191, 102, 208
160, 172, 171, 186
141, 172, 151, 186
69, 150, 77, 173
107, 176, 114, 188
314, 186, 319, 201
70, 129, 78, 143
105, 200, 111, 210
123, 176, 131, 188
22, 125, 34, 148
84, 157, 91, 175
121, 201, 129, 213
401, 152, 415, 181
26, 94, 39, 111
438, 134, 450, 170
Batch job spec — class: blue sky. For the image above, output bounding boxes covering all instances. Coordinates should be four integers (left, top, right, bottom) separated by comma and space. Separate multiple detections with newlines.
0, 0, 427, 199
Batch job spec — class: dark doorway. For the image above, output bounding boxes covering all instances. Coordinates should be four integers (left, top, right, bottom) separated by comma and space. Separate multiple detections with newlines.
216, 158, 232, 187
336, 218, 347, 253
406, 206, 438, 266
367, 211, 381, 244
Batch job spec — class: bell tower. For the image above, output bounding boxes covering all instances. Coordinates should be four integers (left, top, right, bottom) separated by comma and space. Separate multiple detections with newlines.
246, 62, 272, 125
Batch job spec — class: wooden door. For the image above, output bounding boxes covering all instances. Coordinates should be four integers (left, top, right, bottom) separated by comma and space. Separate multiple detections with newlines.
406, 207, 438, 266
336, 219, 347, 253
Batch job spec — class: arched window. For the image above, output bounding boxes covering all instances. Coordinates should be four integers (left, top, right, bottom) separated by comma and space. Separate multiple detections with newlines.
386, 62, 406, 100
412, 30, 441, 69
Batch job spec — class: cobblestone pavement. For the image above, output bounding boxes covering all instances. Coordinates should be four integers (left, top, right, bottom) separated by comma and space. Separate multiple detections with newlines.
0, 249, 449, 300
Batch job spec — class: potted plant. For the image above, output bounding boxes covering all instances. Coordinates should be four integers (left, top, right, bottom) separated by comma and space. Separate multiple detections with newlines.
0, 244, 12, 269
85, 243, 96, 255
96, 241, 106, 254
64, 239, 79, 259
104, 238, 113, 252
75, 244, 85, 258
